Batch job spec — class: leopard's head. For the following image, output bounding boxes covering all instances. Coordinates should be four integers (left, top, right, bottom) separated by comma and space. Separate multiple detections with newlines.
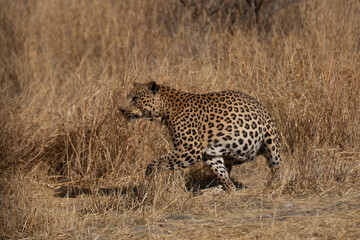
120, 81, 162, 121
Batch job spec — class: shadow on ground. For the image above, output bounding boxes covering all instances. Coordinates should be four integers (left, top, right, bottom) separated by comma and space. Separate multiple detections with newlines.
53, 185, 140, 198
53, 177, 245, 198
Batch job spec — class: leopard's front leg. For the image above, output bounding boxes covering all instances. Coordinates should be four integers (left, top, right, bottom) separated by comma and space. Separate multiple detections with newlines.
145, 113, 205, 176
145, 148, 202, 176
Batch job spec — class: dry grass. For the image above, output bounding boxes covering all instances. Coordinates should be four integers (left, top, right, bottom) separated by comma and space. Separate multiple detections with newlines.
1, 0, 360, 239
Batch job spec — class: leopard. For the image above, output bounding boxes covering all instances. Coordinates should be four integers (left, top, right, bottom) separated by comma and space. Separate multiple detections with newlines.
120, 81, 281, 192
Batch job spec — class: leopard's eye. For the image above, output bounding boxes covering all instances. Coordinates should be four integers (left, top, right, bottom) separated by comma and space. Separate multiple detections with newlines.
131, 96, 138, 102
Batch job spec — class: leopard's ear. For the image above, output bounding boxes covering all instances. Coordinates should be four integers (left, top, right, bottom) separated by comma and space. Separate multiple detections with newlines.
133, 82, 140, 87
149, 81, 159, 94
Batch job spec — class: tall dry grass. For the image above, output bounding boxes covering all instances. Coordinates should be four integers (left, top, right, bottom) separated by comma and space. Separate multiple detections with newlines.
1, 0, 360, 239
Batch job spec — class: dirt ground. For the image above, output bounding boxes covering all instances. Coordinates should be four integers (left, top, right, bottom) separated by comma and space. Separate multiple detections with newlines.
3, 160, 358, 239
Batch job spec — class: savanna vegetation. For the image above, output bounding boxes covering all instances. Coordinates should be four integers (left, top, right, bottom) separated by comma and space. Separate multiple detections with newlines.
1, 0, 359, 239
